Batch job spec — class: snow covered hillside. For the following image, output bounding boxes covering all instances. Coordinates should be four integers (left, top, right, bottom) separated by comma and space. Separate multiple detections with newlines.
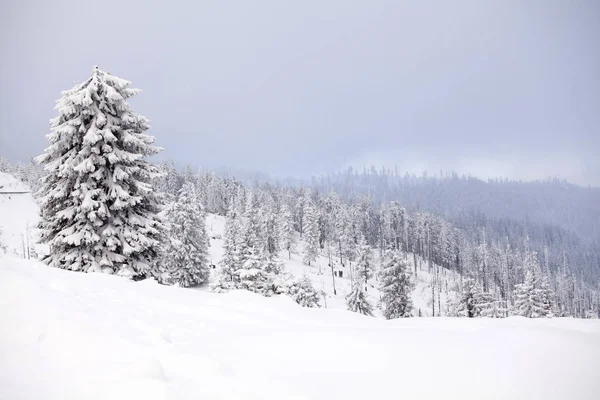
0, 172, 39, 258
1, 256, 600, 400
205, 213, 459, 316
0, 174, 456, 316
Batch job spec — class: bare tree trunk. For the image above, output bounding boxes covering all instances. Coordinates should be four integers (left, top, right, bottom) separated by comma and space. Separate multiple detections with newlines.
438, 267, 442, 316
427, 228, 431, 274
21, 234, 26, 259
329, 246, 336, 295
432, 278, 435, 317
413, 252, 418, 277
25, 224, 30, 260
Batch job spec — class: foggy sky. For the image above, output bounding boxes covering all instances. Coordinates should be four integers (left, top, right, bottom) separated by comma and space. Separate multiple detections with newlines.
1, 0, 598, 185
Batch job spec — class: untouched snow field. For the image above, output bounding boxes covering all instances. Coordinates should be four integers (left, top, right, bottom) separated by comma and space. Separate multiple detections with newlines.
0, 173, 39, 258
1, 257, 600, 400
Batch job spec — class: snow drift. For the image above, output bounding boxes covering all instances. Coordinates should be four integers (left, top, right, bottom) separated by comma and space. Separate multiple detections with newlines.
1, 257, 599, 400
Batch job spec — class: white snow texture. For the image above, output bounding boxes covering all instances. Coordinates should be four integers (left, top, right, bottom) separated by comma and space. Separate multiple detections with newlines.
1, 257, 600, 399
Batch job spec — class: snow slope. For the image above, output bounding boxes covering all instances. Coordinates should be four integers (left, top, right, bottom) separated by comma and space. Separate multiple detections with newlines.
206, 213, 459, 316
0, 172, 39, 257
0, 171, 474, 316
0, 174, 460, 316
1, 256, 600, 400
0, 172, 29, 192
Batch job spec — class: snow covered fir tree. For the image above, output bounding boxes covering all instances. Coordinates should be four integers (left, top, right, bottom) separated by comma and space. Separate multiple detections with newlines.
513, 270, 553, 318
35, 67, 164, 278
379, 251, 414, 319
302, 199, 319, 266
286, 275, 321, 308
451, 277, 501, 318
160, 182, 210, 287
355, 237, 375, 287
346, 282, 374, 316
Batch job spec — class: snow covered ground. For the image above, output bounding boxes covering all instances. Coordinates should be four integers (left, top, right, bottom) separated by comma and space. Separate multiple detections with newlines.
0, 172, 39, 258
1, 256, 600, 400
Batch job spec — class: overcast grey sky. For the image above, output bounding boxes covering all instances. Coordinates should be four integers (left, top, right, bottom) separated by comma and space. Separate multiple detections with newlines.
1, 0, 598, 185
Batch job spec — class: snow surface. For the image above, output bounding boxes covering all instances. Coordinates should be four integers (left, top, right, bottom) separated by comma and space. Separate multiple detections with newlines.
0, 172, 29, 193
0, 172, 40, 258
1, 256, 600, 400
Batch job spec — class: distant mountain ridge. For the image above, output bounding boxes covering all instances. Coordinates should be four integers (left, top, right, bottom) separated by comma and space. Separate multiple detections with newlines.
303, 169, 600, 245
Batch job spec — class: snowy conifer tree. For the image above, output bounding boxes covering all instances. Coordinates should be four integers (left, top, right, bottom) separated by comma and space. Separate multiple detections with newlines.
161, 182, 209, 287
477, 291, 502, 318
513, 270, 544, 317
211, 202, 242, 292
302, 200, 319, 265
0, 157, 9, 174
538, 274, 555, 317
346, 283, 374, 316
240, 191, 266, 256
234, 192, 273, 294
238, 247, 271, 295
333, 206, 356, 268
287, 275, 321, 307
454, 277, 500, 317
355, 237, 375, 286
36, 67, 163, 278
279, 204, 296, 259
160, 161, 181, 202
455, 278, 481, 317
265, 251, 284, 275
379, 251, 414, 318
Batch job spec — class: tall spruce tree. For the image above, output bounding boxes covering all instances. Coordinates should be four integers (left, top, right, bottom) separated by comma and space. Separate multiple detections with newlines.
211, 202, 242, 292
302, 200, 319, 266
234, 191, 274, 294
36, 67, 163, 278
538, 274, 555, 317
279, 204, 296, 260
513, 270, 544, 317
162, 182, 210, 287
379, 251, 414, 319
355, 237, 375, 286
513, 247, 553, 318
455, 278, 480, 318
237, 247, 271, 294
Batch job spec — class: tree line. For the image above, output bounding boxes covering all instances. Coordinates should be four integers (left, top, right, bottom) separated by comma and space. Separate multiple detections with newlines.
1, 67, 598, 319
